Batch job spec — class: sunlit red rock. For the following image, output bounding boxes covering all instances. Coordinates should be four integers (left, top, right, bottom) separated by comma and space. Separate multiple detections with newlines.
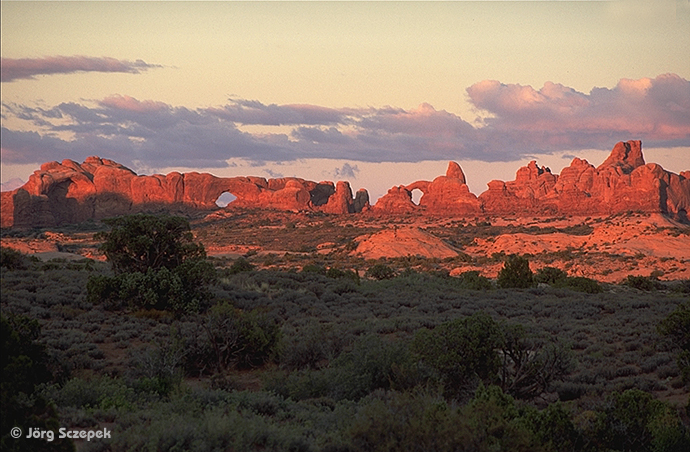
1, 158, 368, 227
2, 140, 688, 228
374, 160, 480, 214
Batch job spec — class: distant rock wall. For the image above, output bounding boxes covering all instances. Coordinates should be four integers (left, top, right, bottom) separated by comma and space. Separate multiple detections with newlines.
373, 140, 689, 220
1, 157, 370, 228
478, 140, 689, 218
2, 140, 688, 228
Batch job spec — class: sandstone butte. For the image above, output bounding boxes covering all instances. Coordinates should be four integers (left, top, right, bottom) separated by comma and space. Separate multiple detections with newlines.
1, 140, 688, 228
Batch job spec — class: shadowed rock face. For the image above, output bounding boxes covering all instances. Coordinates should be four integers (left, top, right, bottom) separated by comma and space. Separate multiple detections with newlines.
1, 140, 688, 228
1, 157, 370, 228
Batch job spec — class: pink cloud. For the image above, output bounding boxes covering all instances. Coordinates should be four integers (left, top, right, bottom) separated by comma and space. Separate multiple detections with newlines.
2, 74, 688, 169
356, 103, 476, 139
100, 95, 169, 113
208, 99, 354, 126
467, 74, 690, 141
1, 55, 161, 82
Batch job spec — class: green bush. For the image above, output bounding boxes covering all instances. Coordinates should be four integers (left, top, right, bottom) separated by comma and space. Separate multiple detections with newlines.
497, 255, 534, 289
1, 314, 73, 452
326, 267, 360, 284
279, 322, 348, 371
96, 214, 206, 274
365, 263, 396, 280
349, 386, 538, 452
499, 324, 575, 400
535, 267, 568, 285
658, 302, 690, 383
412, 312, 502, 395
559, 276, 603, 294
584, 389, 690, 452
0, 247, 28, 270
625, 275, 663, 291
87, 214, 217, 314
329, 335, 421, 400
226, 257, 254, 275
192, 302, 282, 373
455, 271, 492, 290
302, 263, 327, 275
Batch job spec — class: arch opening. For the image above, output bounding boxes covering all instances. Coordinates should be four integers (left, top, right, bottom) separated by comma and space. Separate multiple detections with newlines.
410, 188, 423, 206
215, 192, 237, 208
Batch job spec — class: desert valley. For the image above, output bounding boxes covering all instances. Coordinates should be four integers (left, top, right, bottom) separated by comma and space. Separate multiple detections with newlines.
2, 140, 690, 452
2, 140, 689, 283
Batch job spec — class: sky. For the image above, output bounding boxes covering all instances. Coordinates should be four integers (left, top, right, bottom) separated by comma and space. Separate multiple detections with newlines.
1, 0, 689, 203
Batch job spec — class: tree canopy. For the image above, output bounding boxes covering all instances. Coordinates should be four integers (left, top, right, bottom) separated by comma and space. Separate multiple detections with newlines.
89, 214, 216, 314
97, 214, 206, 274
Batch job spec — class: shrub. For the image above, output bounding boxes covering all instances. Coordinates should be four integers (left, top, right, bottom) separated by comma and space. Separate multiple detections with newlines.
535, 267, 568, 285
455, 271, 492, 290
326, 267, 360, 284
625, 275, 663, 291
584, 389, 690, 452
191, 302, 282, 373
365, 263, 395, 280
96, 214, 206, 274
1, 314, 73, 452
497, 255, 534, 289
499, 324, 575, 400
349, 386, 539, 452
412, 312, 502, 395
658, 302, 690, 383
559, 276, 603, 294
0, 247, 28, 270
279, 323, 345, 370
226, 257, 254, 275
329, 335, 421, 400
302, 263, 327, 275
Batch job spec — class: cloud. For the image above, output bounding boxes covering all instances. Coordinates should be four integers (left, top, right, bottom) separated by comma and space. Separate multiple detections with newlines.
1, 56, 162, 82
467, 73, 690, 152
2, 74, 688, 169
209, 99, 355, 126
334, 163, 359, 179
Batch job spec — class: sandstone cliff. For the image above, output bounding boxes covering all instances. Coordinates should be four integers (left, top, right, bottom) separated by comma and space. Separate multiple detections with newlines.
373, 140, 688, 220
2, 141, 688, 228
479, 140, 689, 217
1, 157, 369, 228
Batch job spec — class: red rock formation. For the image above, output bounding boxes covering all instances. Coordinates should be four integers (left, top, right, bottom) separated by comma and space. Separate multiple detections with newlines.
373, 140, 688, 219
372, 185, 417, 214
2, 140, 688, 227
1, 157, 368, 228
597, 140, 645, 174
480, 140, 689, 218
374, 161, 480, 214
480, 161, 559, 215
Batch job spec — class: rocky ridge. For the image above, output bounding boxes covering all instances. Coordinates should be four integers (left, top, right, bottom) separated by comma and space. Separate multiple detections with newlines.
1, 140, 688, 228
1, 157, 369, 228
374, 140, 689, 219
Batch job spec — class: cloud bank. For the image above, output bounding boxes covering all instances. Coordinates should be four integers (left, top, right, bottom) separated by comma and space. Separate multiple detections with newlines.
2, 74, 688, 170
1, 56, 162, 82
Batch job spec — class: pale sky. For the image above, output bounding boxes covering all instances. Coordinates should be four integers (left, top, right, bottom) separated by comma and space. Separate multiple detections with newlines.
1, 0, 689, 203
